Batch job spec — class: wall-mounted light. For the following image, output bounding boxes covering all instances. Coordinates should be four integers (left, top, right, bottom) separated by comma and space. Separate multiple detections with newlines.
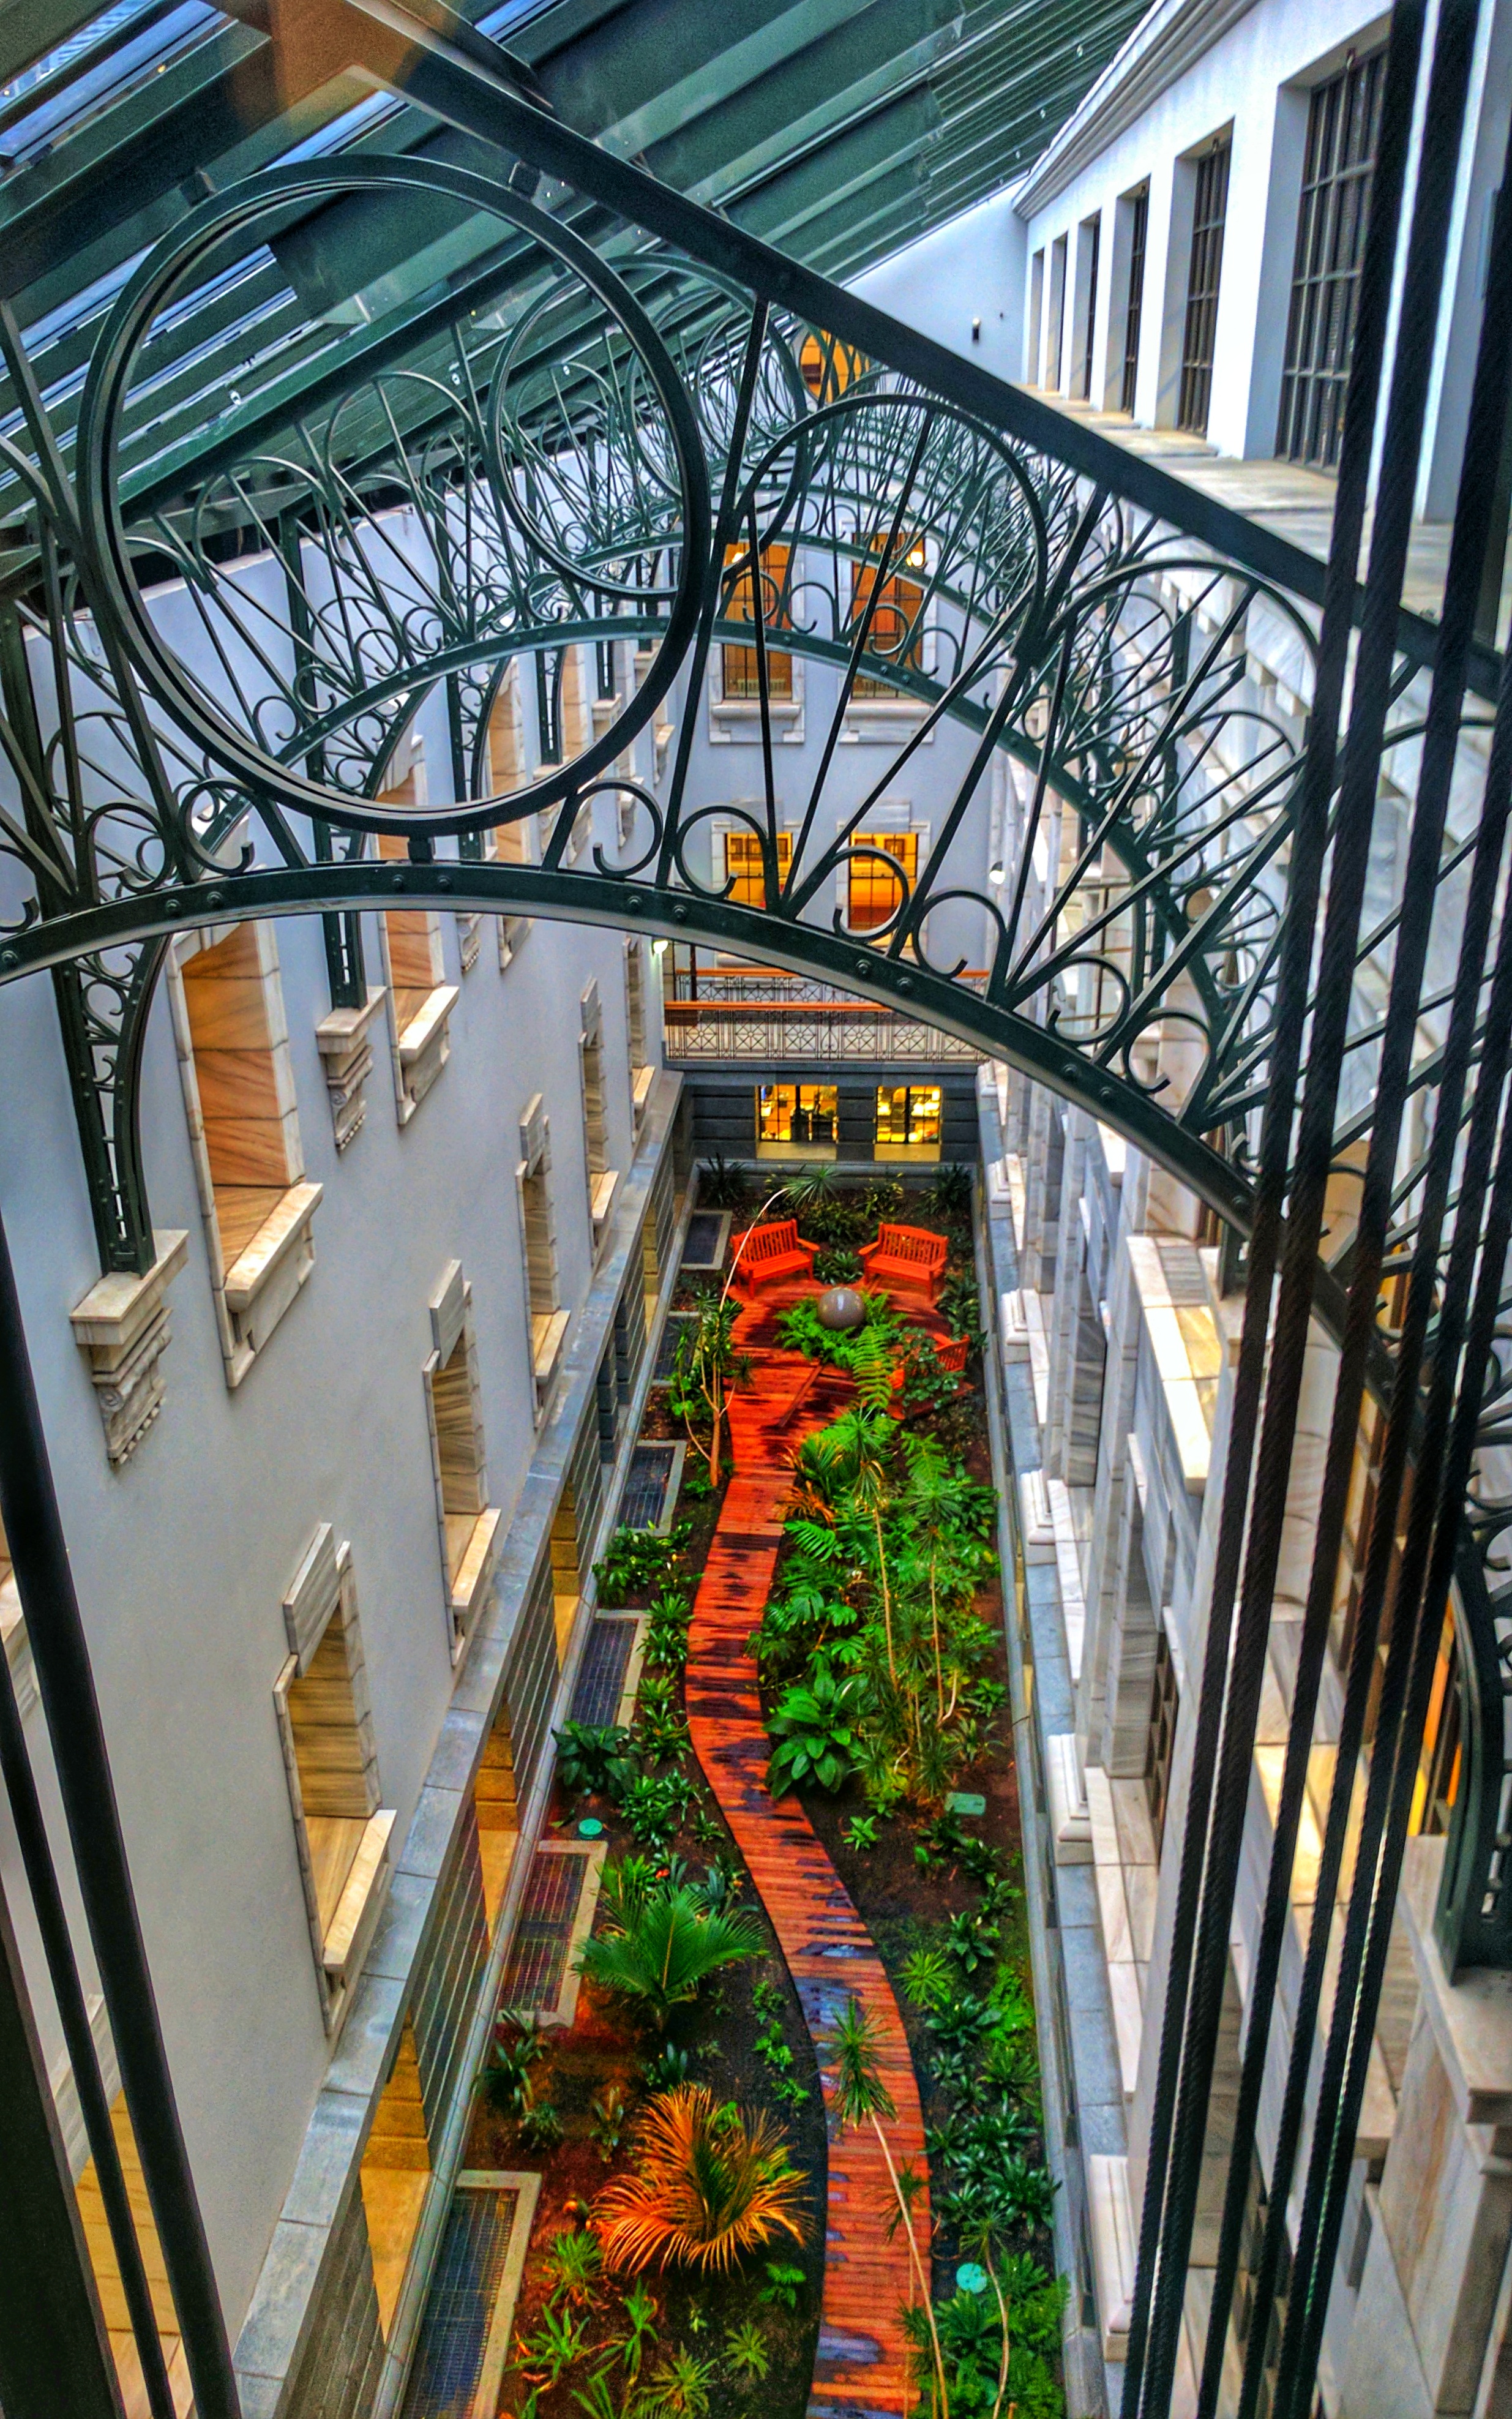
988, 862, 1006, 885
971, 317, 982, 343
651, 936, 669, 959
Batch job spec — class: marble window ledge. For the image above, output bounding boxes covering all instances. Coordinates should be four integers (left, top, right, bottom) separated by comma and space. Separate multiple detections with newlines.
533, 1308, 571, 1392
590, 1169, 620, 1254
321, 1808, 395, 1997
449, 1507, 503, 1663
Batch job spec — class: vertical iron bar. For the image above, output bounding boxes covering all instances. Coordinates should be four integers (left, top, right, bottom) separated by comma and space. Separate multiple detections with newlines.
0, 1646, 175, 2418
1118, 4, 1427, 2406
1200, 130, 1512, 2419
0, 1873, 122, 2419
0, 1205, 238, 2418
277, 515, 366, 1007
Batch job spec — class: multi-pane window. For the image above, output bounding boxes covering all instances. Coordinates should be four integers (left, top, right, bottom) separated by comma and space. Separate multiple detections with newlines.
724, 828, 792, 908
798, 329, 866, 399
874, 1083, 942, 1158
1276, 51, 1386, 468
1121, 187, 1148, 414
720, 541, 793, 700
850, 534, 926, 696
847, 828, 919, 931
1144, 1624, 1180, 1853
536, 650, 563, 762
1178, 137, 1231, 435
1046, 233, 1067, 389
758, 1083, 837, 1153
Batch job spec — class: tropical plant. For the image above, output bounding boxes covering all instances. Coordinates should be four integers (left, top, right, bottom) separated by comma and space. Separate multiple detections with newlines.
591, 2084, 631, 2164
479, 2011, 549, 2118
759, 2260, 806, 2311
697, 1153, 749, 1209
928, 1163, 973, 1224
519, 2304, 590, 2387
780, 1163, 837, 1217
844, 1812, 880, 1851
592, 2085, 807, 2276
616, 1769, 697, 1853
578, 1861, 763, 2030
812, 1244, 863, 1284
765, 1662, 867, 1795
556, 1722, 641, 1802
643, 1588, 692, 1671
518, 2099, 564, 2153
596, 1525, 691, 1599
902, 1945, 954, 2010
637, 2349, 716, 2417
546, 2228, 604, 2309
724, 2319, 771, 2382
635, 1672, 688, 1760
641, 2041, 692, 2095
938, 1266, 985, 1346
946, 1908, 1001, 1975
616, 2279, 659, 2380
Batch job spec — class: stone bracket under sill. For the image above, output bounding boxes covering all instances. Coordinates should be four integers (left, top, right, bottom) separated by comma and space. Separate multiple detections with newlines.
314, 986, 386, 1153
70, 1227, 190, 1466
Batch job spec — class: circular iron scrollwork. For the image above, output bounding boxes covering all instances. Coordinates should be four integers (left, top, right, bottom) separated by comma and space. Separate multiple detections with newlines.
77, 156, 712, 840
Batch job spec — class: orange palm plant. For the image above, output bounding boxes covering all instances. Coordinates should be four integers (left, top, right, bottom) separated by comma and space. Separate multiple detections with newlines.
592, 2083, 807, 2276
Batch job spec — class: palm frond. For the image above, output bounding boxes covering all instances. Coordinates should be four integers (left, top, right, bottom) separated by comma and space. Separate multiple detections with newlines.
593, 2085, 807, 2276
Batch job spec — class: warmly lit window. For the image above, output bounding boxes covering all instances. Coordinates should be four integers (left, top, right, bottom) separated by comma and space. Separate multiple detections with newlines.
360, 2021, 430, 2342
874, 1082, 942, 1161
758, 1084, 837, 1157
798, 329, 867, 399
720, 541, 793, 700
849, 533, 926, 696
724, 828, 793, 908
1412, 1610, 1461, 1837
274, 1527, 395, 2034
847, 829, 919, 931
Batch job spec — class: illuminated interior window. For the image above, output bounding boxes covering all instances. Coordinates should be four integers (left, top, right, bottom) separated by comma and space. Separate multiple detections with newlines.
874, 1082, 942, 1161
850, 533, 926, 697
720, 541, 793, 701
798, 330, 867, 399
724, 829, 793, 909
847, 829, 919, 931
758, 1084, 837, 1153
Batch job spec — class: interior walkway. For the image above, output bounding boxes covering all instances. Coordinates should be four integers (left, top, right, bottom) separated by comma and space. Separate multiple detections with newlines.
683, 1282, 929, 2419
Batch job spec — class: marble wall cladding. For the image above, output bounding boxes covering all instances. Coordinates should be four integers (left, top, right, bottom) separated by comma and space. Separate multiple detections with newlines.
1020, 1084, 1065, 1293
410, 1812, 489, 2143
277, 2176, 385, 2419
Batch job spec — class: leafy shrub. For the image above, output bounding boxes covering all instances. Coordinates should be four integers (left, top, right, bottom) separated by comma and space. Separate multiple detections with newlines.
938, 1265, 986, 1345
643, 1588, 692, 1671
765, 1662, 866, 1795
861, 1179, 905, 1224
641, 2042, 692, 2095
759, 2260, 806, 2311
592, 2085, 807, 2275
812, 1245, 863, 1284
595, 1525, 692, 1599
901, 1945, 954, 2010
556, 1721, 640, 1802
618, 1769, 696, 1851
477, 2010, 548, 2118
844, 1812, 880, 1851
578, 1859, 763, 2029
928, 1163, 973, 1224
545, 2227, 602, 2309
591, 2084, 629, 2164
724, 2318, 771, 2382
518, 2099, 564, 2153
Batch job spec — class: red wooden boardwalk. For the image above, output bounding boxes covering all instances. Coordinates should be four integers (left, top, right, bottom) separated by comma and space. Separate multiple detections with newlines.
684, 1285, 930, 2419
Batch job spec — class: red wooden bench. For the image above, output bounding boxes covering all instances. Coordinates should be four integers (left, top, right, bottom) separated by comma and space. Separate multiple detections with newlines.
729, 1218, 818, 1289
859, 1222, 949, 1300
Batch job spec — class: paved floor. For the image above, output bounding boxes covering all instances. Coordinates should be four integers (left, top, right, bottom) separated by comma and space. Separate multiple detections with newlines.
683, 1280, 932, 2419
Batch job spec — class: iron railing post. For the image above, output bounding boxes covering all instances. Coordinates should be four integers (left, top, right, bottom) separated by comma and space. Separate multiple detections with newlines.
0, 1203, 238, 2419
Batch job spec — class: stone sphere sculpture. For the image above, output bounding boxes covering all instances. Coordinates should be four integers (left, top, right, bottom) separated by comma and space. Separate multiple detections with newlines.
817, 1286, 866, 1332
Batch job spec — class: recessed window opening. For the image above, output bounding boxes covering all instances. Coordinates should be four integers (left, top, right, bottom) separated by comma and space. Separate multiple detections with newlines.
848, 828, 919, 929
758, 1082, 837, 1158
580, 981, 619, 1252
424, 1263, 501, 1663
849, 534, 926, 696
518, 1097, 566, 1402
274, 1528, 394, 2034
1122, 187, 1148, 414
596, 636, 617, 699
474, 1697, 521, 1935
720, 541, 794, 699
1046, 233, 1068, 389
1179, 136, 1232, 435
724, 828, 792, 907
486, 663, 525, 795
1412, 1607, 1461, 1837
874, 1082, 942, 1161
798, 329, 866, 399
1077, 213, 1101, 399
1028, 248, 1045, 384
1277, 50, 1385, 468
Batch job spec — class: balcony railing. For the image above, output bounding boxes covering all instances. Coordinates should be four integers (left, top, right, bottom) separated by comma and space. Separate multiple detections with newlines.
661, 966, 985, 1062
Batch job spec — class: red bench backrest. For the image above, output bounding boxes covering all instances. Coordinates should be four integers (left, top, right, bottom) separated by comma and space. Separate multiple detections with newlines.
738, 1219, 801, 1264
876, 1223, 946, 1265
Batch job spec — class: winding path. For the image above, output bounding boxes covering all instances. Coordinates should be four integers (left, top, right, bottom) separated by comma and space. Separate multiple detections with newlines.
683, 1283, 930, 2419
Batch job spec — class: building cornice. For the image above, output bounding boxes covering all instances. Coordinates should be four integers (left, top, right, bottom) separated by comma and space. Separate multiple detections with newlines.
1014, 0, 1257, 218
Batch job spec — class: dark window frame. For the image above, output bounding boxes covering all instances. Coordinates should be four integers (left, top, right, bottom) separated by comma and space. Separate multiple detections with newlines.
1276, 49, 1387, 468
1121, 186, 1149, 415
1178, 136, 1232, 435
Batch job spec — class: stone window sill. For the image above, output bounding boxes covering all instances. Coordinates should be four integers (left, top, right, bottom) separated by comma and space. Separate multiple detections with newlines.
222, 1183, 322, 1381
590, 1169, 619, 1254
321, 1807, 395, 1995
448, 1506, 503, 1661
394, 983, 460, 1121
533, 1308, 570, 1394
69, 1228, 189, 1465
315, 988, 386, 1153
631, 1064, 656, 1127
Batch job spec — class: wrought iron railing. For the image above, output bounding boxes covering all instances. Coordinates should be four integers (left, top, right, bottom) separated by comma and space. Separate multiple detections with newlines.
0, 7, 1506, 2419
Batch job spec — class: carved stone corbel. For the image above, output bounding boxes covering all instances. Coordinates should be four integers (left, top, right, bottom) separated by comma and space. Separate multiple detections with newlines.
69, 1229, 189, 1466
313, 985, 386, 1152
